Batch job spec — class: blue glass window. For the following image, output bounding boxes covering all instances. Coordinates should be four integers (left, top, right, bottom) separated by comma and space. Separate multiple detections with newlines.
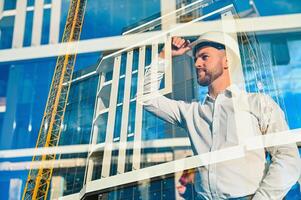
3, 0, 17, 10
78, 0, 161, 40
120, 52, 127, 76
27, 0, 35, 7
113, 105, 123, 140
44, 0, 52, 4
23, 11, 34, 47
117, 78, 125, 104
145, 45, 152, 66
127, 101, 136, 136
97, 112, 108, 144
130, 73, 137, 100
132, 48, 139, 71
41, 8, 50, 44
74, 52, 101, 71
0, 58, 56, 150
59, 74, 98, 146
0, 16, 15, 49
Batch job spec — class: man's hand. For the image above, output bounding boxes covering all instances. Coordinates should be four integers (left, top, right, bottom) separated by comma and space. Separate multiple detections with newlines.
159, 37, 191, 59
176, 168, 195, 197
176, 185, 187, 195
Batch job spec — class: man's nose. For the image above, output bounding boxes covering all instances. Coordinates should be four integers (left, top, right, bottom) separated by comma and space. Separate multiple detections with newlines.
194, 58, 204, 69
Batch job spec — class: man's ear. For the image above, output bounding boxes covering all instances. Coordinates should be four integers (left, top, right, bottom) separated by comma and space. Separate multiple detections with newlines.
222, 55, 228, 69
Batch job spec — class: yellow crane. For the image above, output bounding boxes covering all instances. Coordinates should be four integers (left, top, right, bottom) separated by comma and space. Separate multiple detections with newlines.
22, 0, 87, 199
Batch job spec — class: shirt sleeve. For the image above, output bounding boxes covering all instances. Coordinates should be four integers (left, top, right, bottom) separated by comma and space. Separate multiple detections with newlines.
139, 58, 189, 127
253, 96, 301, 200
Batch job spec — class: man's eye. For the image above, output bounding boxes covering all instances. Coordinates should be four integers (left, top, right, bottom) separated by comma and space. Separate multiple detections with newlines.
194, 55, 208, 62
202, 55, 208, 60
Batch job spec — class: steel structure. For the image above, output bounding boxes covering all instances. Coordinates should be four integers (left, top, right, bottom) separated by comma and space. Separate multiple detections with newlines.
22, 0, 87, 199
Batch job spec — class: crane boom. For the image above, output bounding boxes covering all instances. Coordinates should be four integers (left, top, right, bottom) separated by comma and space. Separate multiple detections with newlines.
22, 0, 87, 199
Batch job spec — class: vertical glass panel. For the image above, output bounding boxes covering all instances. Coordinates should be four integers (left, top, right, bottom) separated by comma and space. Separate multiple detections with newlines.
96, 112, 108, 144
109, 150, 118, 176
132, 48, 139, 71
0, 16, 15, 49
27, 0, 35, 7
58, 0, 70, 42
23, 11, 34, 47
130, 73, 137, 99
105, 71, 113, 82
59, 74, 98, 145
99, 84, 111, 110
120, 52, 127, 76
3, 0, 17, 10
92, 153, 103, 181
113, 105, 123, 140
127, 101, 136, 136
41, 8, 50, 44
124, 149, 133, 172
145, 45, 152, 66
0, 66, 9, 143
0, 66, 9, 96
44, 0, 52, 4
117, 78, 125, 104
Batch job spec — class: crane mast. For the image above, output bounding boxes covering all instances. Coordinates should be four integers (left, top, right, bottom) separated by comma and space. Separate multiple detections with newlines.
22, 0, 87, 199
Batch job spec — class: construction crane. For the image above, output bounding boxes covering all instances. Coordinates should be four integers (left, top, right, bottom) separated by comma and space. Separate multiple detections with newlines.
22, 0, 87, 199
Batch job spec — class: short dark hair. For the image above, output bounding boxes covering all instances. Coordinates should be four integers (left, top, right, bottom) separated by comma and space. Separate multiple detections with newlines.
193, 41, 225, 56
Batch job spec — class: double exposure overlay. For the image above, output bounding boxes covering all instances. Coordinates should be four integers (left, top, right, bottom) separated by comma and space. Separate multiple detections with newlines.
0, 0, 300, 200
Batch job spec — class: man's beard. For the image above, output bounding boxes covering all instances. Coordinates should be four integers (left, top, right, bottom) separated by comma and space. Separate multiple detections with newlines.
197, 76, 211, 86
196, 67, 223, 86
196, 70, 211, 86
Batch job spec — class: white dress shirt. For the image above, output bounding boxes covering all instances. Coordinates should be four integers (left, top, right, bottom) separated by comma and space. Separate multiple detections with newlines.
142, 59, 300, 200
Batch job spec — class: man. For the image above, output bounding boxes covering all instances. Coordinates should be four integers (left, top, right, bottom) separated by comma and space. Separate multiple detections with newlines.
142, 31, 300, 199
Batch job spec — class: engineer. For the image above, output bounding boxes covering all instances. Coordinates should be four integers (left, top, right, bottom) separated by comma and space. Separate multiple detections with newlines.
142, 31, 301, 200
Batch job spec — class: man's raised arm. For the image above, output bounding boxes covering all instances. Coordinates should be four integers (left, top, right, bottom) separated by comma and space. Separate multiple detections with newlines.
141, 37, 191, 126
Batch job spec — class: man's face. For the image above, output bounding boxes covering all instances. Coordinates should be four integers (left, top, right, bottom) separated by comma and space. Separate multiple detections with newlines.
194, 46, 227, 86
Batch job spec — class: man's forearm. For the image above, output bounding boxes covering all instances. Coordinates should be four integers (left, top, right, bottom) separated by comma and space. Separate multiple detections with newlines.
143, 58, 165, 95
252, 144, 301, 200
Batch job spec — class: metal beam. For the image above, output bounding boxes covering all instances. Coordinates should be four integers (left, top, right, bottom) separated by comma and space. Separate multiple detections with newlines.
0, 0, 4, 19
49, 0, 61, 44
12, 0, 27, 48
1, 14, 301, 62
117, 50, 133, 173
132, 46, 146, 170
0, 158, 87, 171
84, 73, 104, 182
160, 0, 177, 30
31, 0, 44, 46
1, 4, 52, 17
101, 55, 121, 177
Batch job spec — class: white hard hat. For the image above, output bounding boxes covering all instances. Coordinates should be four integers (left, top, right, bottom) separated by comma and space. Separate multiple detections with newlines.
189, 31, 238, 57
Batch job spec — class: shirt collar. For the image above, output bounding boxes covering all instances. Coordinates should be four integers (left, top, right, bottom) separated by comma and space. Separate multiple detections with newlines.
202, 94, 214, 105
202, 84, 242, 104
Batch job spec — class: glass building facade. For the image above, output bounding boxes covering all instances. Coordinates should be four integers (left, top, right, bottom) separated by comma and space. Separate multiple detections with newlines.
0, 0, 300, 199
